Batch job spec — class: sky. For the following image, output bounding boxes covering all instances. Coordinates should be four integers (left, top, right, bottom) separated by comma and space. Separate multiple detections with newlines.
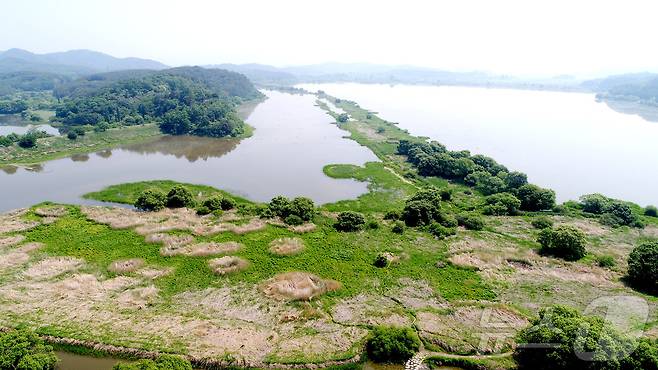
2, 0, 657, 77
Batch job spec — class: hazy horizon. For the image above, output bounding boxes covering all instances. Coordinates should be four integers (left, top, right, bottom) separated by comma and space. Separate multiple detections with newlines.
3, 0, 658, 78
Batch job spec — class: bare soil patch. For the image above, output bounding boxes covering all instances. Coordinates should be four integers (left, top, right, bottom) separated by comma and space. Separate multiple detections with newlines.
555, 216, 610, 236
108, 258, 144, 274
145, 233, 194, 256
208, 256, 249, 275
34, 206, 68, 217
0, 208, 40, 233
0, 242, 44, 269
23, 257, 83, 280
262, 272, 341, 301
0, 234, 25, 248
116, 285, 159, 309
332, 294, 412, 326
269, 238, 305, 256
137, 267, 173, 280
177, 242, 243, 257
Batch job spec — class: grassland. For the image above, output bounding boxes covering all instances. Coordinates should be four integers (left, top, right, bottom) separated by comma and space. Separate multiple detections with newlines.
0, 91, 656, 369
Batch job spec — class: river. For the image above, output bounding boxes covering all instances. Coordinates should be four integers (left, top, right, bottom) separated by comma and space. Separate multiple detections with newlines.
0, 90, 378, 212
299, 83, 658, 206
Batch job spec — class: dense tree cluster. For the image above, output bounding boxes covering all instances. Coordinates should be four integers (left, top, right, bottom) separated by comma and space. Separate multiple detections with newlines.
265, 196, 315, 225
0, 99, 28, 114
398, 140, 555, 210
515, 305, 658, 370
538, 225, 586, 261
53, 67, 260, 138
0, 328, 58, 370
0, 71, 70, 96
483, 192, 521, 216
579, 194, 642, 227
366, 326, 420, 363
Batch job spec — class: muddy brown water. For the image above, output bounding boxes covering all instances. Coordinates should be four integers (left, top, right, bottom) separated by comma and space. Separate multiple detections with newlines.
55, 351, 123, 369
0, 90, 379, 212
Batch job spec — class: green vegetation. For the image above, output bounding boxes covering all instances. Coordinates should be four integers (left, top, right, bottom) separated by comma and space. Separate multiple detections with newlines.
578, 194, 643, 228
166, 185, 196, 208
54, 67, 260, 138
265, 196, 316, 224
113, 355, 192, 370
645, 205, 658, 218
456, 213, 485, 231
335, 211, 366, 232
531, 217, 553, 229
537, 225, 586, 261
514, 305, 657, 370
0, 328, 58, 370
134, 189, 167, 211
365, 326, 420, 363
627, 241, 658, 294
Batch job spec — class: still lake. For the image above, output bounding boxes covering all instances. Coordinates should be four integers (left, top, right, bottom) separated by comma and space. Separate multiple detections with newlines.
0, 90, 378, 212
300, 83, 658, 206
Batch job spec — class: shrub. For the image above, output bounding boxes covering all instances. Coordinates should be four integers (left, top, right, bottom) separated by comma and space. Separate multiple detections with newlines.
391, 221, 405, 234
439, 189, 453, 201
73, 127, 86, 136
627, 241, 658, 294
457, 213, 485, 231
504, 171, 528, 189
113, 354, 193, 370
0, 328, 57, 370
515, 184, 555, 211
289, 197, 315, 221
335, 211, 366, 231
402, 189, 442, 226
596, 255, 616, 268
284, 214, 303, 226
531, 217, 553, 229
538, 225, 586, 261
202, 196, 223, 211
196, 206, 211, 216
366, 219, 380, 229
134, 189, 167, 212
337, 113, 349, 123
383, 210, 402, 220
427, 222, 456, 239
580, 194, 611, 214
374, 254, 389, 268
366, 326, 420, 364
514, 305, 637, 370
604, 202, 637, 226
94, 122, 110, 132
645, 205, 658, 218
220, 197, 235, 211
436, 212, 458, 228
17, 133, 37, 148
166, 185, 195, 208
0, 135, 12, 147
483, 192, 521, 216
268, 196, 291, 217
67, 131, 78, 140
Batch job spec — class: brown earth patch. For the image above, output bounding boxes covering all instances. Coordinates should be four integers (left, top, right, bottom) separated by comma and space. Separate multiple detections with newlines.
288, 223, 317, 233
332, 294, 412, 326
177, 242, 243, 257
0, 234, 25, 248
269, 238, 305, 256
23, 257, 83, 280
390, 278, 447, 310
116, 285, 159, 309
137, 268, 173, 280
0, 208, 40, 233
145, 233, 194, 256
108, 258, 144, 274
0, 242, 44, 269
208, 256, 249, 275
262, 272, 341, 301
34, 205, 68, 217
555, 216, 609, 236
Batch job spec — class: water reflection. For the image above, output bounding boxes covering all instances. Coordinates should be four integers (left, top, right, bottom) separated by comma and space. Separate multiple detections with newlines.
0, 90, 379, 212
122, 135, 240, 162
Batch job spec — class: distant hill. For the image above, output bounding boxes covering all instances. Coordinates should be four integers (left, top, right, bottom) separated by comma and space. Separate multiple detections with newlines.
207, 63, 297, 85
584, 73, 658, 105
0, 48, 168, 76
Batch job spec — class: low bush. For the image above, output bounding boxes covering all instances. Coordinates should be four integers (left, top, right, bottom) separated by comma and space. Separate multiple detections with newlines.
645, 205, 658, 218
67, 131, 78, 140
335, 211, 366, 231
515, 184, 555, 211
17, 133, 37, 148
391, 221, 405, 234
220, 197, 235, 210
383, 210, 402, 220
538, 225, 586, 261
627, 241, 658, 294
113, 354, 192, 370
366, 326, 420, 364
596, 255, 616, 268
196, 205, 211, 216
0, 328, 58, 370
531, 217, 553, 229
580, 193, 611, 214
374, 254, 389, 268
427, 222, 456, 239
366, 219, 380, 229
267, 196, 314, 221
166, 185, 195, 208
202, 196, 223, 211
457, 213, 485, 231
284, 214, 303, 226
483, 192, 521, 216
134, 189, 167, 212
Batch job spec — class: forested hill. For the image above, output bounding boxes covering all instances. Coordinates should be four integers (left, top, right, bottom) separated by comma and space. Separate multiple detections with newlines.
54, 66, 262, 138
583, 73, 658, 105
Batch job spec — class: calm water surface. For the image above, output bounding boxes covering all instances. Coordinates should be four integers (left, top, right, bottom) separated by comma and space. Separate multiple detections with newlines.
300, 83, 658, 206
0, 114, 59, 136
0, 90, 378, 211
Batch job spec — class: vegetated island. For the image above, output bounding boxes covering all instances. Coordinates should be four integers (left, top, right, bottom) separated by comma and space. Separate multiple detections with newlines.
0, 91, 657, 370
0, 66, 262, 166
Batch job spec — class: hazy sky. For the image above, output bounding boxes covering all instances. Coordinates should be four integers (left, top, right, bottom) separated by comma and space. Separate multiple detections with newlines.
2, 0, 657, 76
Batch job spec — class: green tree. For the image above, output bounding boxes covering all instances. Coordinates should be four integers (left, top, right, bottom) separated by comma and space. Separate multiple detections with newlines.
514, 305, 637, 370
337, 113, 349, 123
627, 241, 658, 294
516, 184, 556, 211
166, 185, 195, 208
483, 192, 521, 216
538, 225, 586, 261
645, 205, 658, 218
134, 189, 167, 212
505, 171, 528, 189
335, 211, 366, 232
457, 213, 485, 230
0, 328, 57, 370
289, 197, 315, 221
366, 326, 420, 364
580, 194, 611, 214
17, 133, 37, 148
